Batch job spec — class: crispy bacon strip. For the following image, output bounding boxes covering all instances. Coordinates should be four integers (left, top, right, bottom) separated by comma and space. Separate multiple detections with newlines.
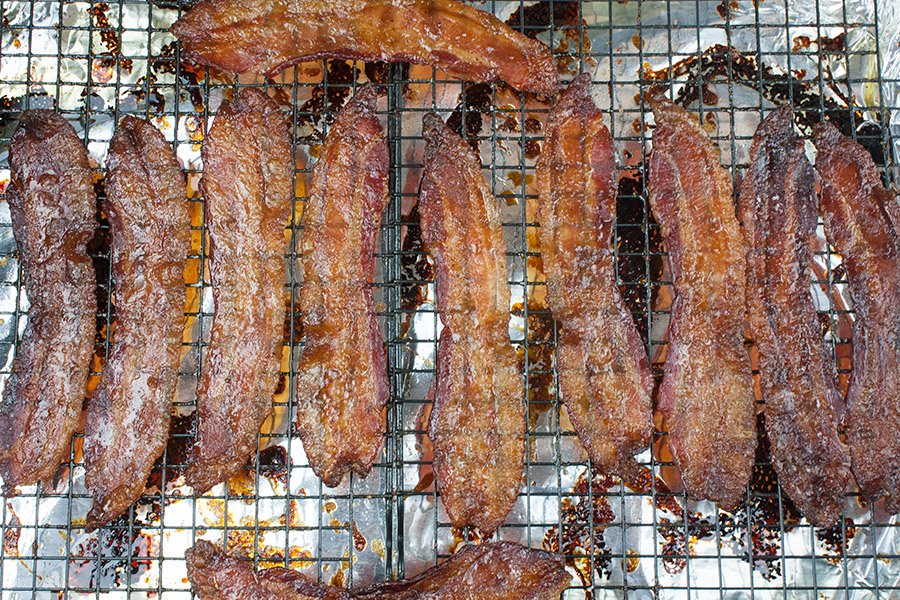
294, 86, 389, 487
420, 113, 525, 534
738, 107, 851, 527
814, 122, 900, 513
82, 117, 191, 529
0, 111, 96, 492
647, 99, 756, 507
536, 74, 652, 476
185, 89, 294, 494
186, 540, 570, 600
170, 0, 558, 95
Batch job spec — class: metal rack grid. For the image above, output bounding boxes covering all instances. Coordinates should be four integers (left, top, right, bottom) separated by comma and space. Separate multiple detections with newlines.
0, 0, 898, 598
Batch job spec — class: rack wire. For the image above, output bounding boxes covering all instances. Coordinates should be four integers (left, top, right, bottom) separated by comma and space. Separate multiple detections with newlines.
0, 1, 898, 598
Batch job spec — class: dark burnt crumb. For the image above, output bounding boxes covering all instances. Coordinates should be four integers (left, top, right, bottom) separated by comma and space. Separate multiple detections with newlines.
543, 469, 617, 587
639, 44, 883, 164
146, 412, 196, 493
511, 300, 555, 428
446, 83, 493, 150
717, 412, 801, 581
399, 200, 434, 336
257, 445, 290, 485
818, 312, 833, 337
296, 60, 359, 143
505, 1, 581, 40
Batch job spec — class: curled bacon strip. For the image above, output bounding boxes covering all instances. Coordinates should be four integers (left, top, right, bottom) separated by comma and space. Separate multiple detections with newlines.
185, 89, 294, 494
82, 116, 191, 530
739, 106, 851, 527
814, 121, 900, 513
294, 86, 389, 487
536, 73, 653, 476
170, 0, 558, 95
186, 539, 570, 600
648, 99, 756, 507
0, 111, 96, 492
420, 113, 525, 534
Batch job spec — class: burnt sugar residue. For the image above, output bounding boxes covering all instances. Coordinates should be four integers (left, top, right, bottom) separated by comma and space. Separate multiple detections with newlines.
718, 412, 801, 581
615, 168, 663, 347
511, 300, 555, 430
446, 83, 493, 150
69, 513, 156, 590
296, 59, 359, 144
144, 41, 207, 113
505, 0, 581, 38
624, 467, 714, 575
543, 469, 617, 591
89, 3, 134, 83
399, 200, 434, 337
145, 412, 197, 493
639, 44, 884, 165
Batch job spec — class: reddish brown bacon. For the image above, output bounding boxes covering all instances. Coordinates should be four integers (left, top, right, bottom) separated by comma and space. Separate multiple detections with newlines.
186, 539, 570, 600
294, 86, 389, 487
82, 116, 191, 530
647, 99, 756, 507
536, 74, 653, 477
170, 0, 558, 95
420, 113, 525, 534
814, 121, 900, 513
185, 89, 294, 494
738, 107, 851, 527
0, 111, 96, 492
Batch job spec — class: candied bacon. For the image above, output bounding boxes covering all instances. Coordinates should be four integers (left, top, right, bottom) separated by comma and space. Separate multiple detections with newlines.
185, 540, 570, 600
420, 113, 525, 535
83, 116, 191, 529
0, 111, 96, 492
536, 73, 653, 476
170, 0, 558, 95
294, 86, 389, 487
185, 89, 294, 494
738, 106, 851, 527
814, 121, 900, 513
647, 99, 756, 507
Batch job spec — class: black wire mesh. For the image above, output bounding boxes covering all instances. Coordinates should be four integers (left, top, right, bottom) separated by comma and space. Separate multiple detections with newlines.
0, 0, 898, 598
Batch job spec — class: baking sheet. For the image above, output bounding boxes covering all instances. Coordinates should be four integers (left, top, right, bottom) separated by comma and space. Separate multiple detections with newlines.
0, 1, 899, 598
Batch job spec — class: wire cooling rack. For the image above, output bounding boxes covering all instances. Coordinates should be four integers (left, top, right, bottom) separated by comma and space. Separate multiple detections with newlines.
1, 1, 899, 598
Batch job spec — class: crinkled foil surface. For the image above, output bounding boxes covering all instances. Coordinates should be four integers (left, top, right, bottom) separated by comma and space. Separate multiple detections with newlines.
0, 1, 899, 598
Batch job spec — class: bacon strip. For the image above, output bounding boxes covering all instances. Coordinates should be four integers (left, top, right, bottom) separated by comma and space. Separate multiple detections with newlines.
170, 0, 558, 95
536, 73, 652, 476
185, 89, 294, 494
647, 99, 756, 507
0, 111, 96, 492
294, 86, 389, 487
814, 121, 900, 513
420, 113, 525, 534
739, 107, 851, 527
82, 116, 191, 529
186, 540, 570, 600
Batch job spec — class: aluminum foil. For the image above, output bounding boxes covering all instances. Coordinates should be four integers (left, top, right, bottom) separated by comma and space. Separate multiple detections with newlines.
0, 1, 898, 598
